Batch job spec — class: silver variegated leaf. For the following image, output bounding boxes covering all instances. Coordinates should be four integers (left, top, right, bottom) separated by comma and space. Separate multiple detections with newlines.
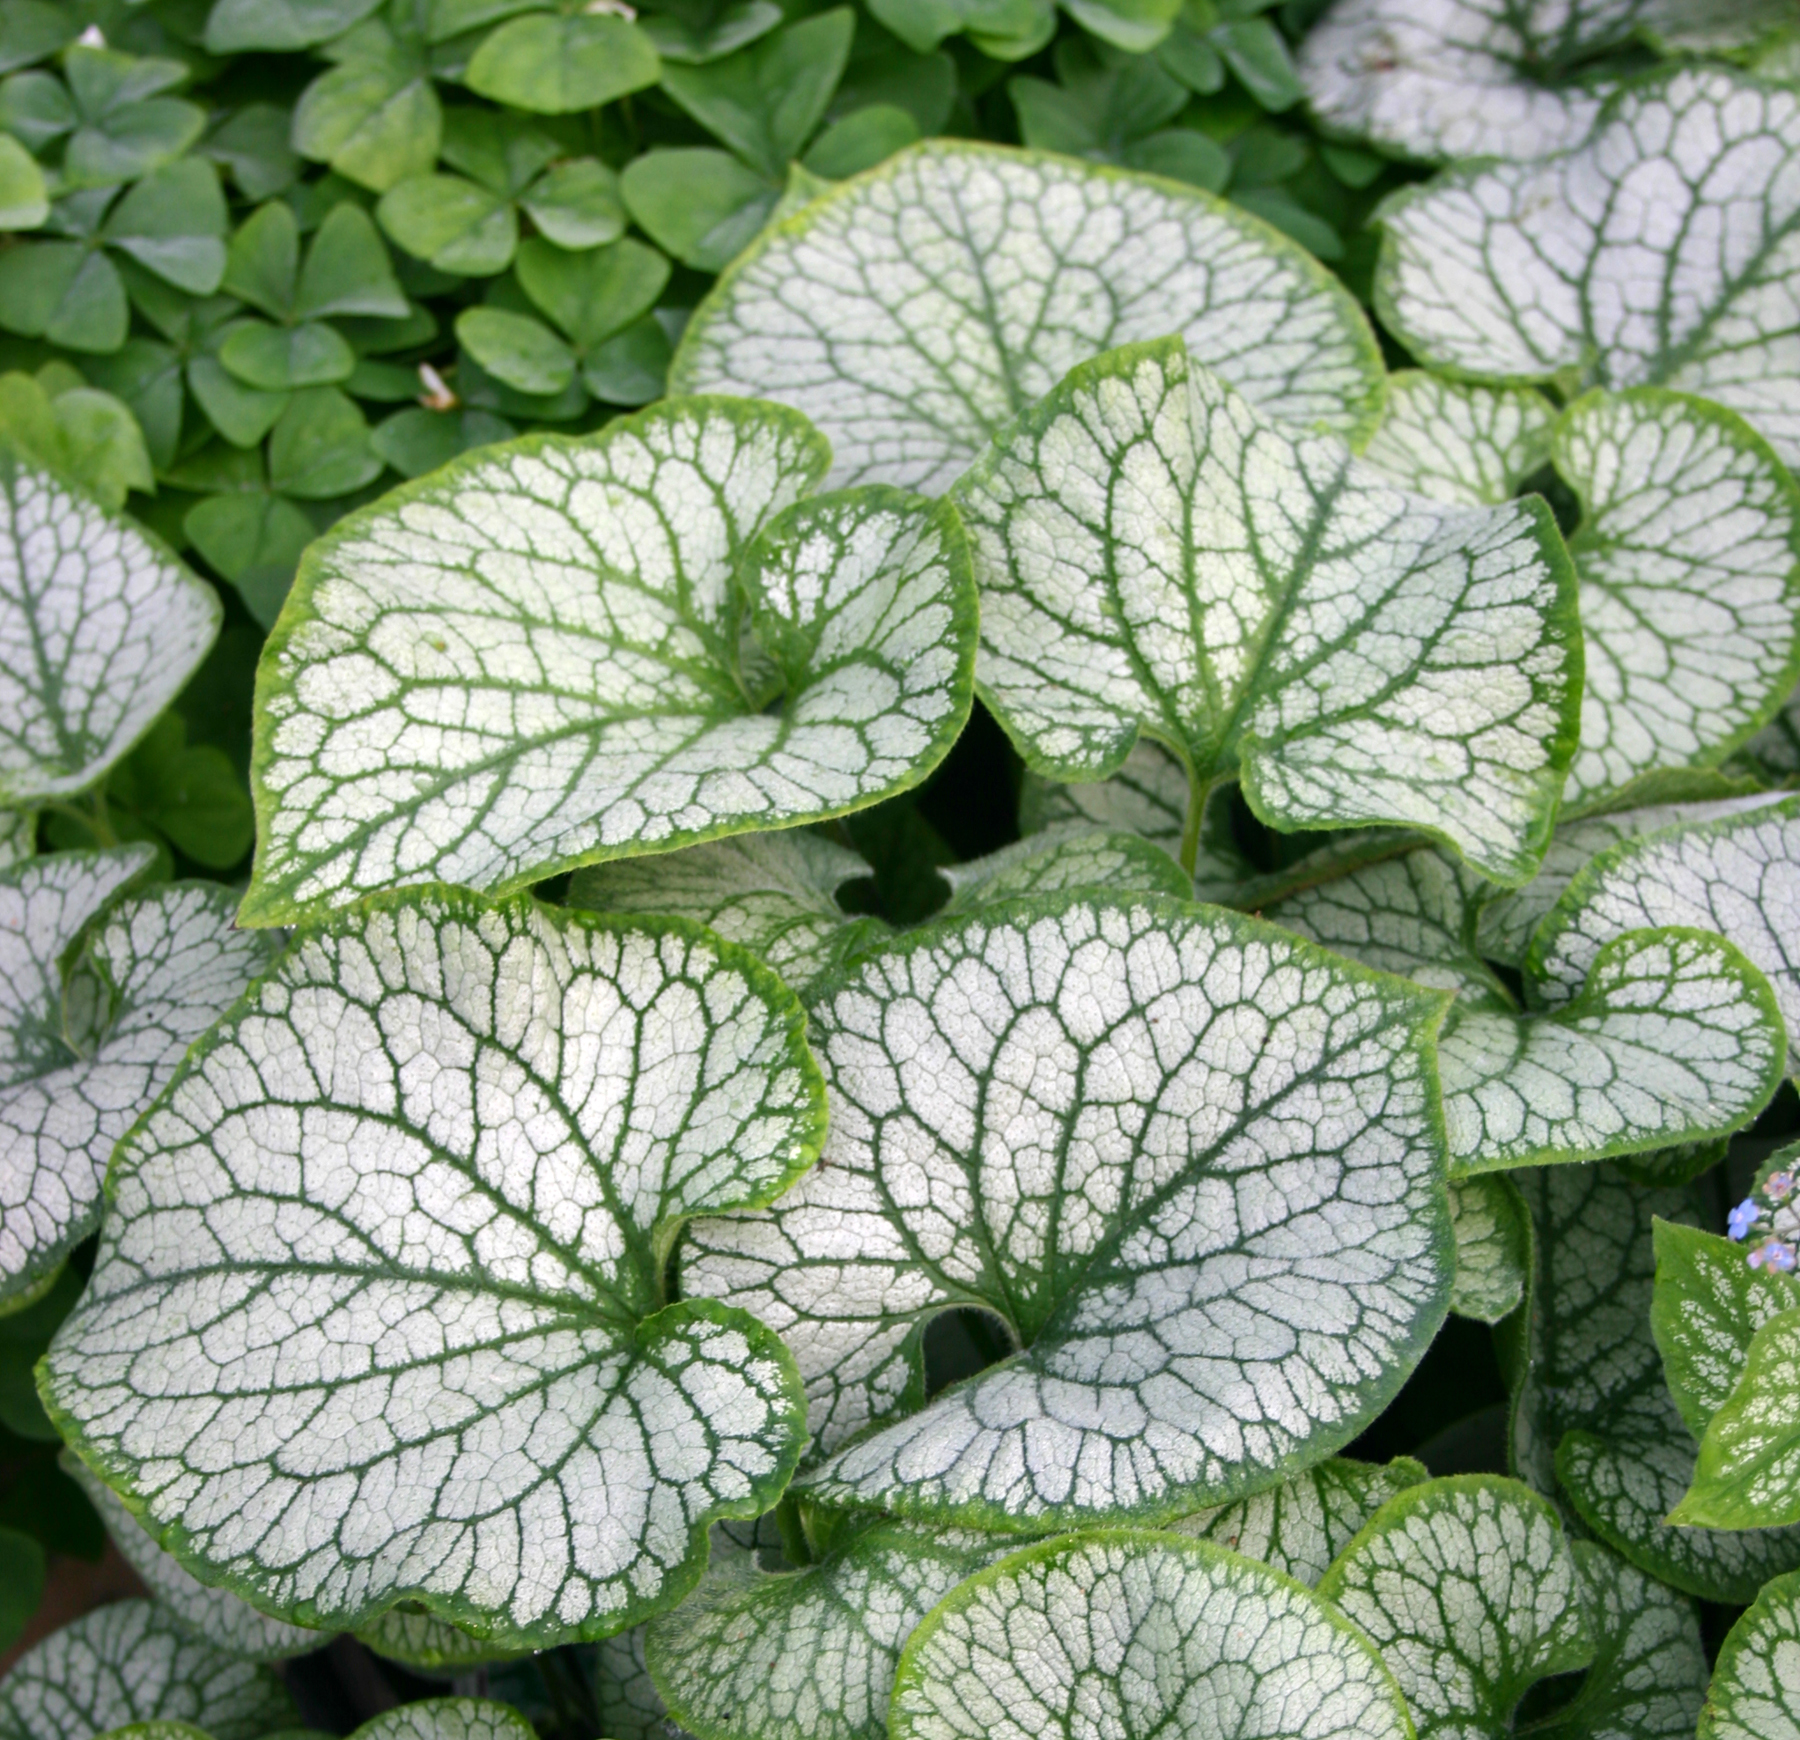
1507, 1165, 1800, 1603
1317, 1475, 1594, 1740
0, 1601, 298, 1740
0, 455, 220, 804
62, 1453, 325, 1663
684, 892, 1453, 1529
1359, 372, 1556, 508
889, 1531, 1411, 1740
1296, 0, 1637, 163
346, 1703, 536, 1740
645, 1518, 1019, 1740
1169, 1456, 1429, 1587
355, 1607, 519, 1675
42, 890, 825, 1646
670, 141, 1384, 494
1376, 67, 1800, 472
1448, 1173, 1530, 1323
1263, 844, 1784, 1175
1530, 792, 1800, 1077
954, 337, 1578, 886
1675, 1304, 1800, 1530
0, 811, 34, 869
1, 861, 281, 1303
243, 399, 976, 923
935, 828, 1188, 914
1699, 1568, 1800, 1740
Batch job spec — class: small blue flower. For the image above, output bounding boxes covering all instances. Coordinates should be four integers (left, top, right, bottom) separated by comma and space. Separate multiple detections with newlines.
1729, 1199, 1759, 1241
1766, 1242, 1797, 1273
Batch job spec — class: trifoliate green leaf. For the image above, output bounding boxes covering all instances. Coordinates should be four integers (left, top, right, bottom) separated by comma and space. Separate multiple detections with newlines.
204, 0, 384, 51
376, 175, 515, 277
346, 1702, 536, 1740
1358, 372, 1556, 508
1264, 841, 1785, 1174
292, 49, 440, 192
1169, 1456, 1429, 1587
243, 399, 977, 922
183, 490, 316, 630
1448, 1173, 1530, 1322
0, 453, 219, 803
890, 1531, 1411, 1740
1475, 794, 1790, 969
639, 0, 784, 64
684, 893, 1452, 1529
1376, 67, 1800, 472
62, 1453, 325, 1662
218, 321, 355, 391
1507, 1165, 1800, 1603
1549, 390, 1800, 810
1317, 1475, 1594, 1740
1530, 793, 1800, 1076
59, 48, 205, 189
620, 147, 779, 274
0, 1601, 298, 1740
0, 370, 154, 513
1698, 1568, 1800, 1740
670, 139, 1385, 492
956, 338, 1577, 886
465, 13, 660, 114
1674, 1305, 1800, 1528
1, 867, 279, 1303
0, 134, 44, 229
646, 1518, 1018, 1740
42, 889, 825, 1645
1296, 0, 1635, 163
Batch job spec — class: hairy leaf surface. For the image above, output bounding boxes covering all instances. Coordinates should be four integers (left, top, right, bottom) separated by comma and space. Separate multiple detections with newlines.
1317, 1475, 1594, 1740
889, 1531, 1411, 1740
244, 399, 976, 922
670, 140, 1384, 492
42, 890, 825, 1645
1699, 1568, 1800, 1740
684, 892, 1452, 1529
0, 1601, 297, 1740
0, 453, 219, 803
955, 338, 1578, 885
1, 864, 280, 1301
1376, 68, 1800, 471
1508, 1166, 1800, 1603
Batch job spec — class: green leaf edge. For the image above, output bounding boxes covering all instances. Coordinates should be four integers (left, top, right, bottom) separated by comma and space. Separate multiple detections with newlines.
1671, 1304, 1800, 1530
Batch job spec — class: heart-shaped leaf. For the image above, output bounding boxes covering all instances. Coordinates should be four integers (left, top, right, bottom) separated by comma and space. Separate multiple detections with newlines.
243, 399, 977, 923
684, 892, 1452, 1529
345, 1702, 536, 1740
1506, 1165, 1800, 1603
204, 0, 384, 51
958, 336, 1578, 885
1359, 371, 1556, 508
1448, 1172, 1529, 1322
43, 889, 824, 1645
1375, 67, 1800, 472
1262, 841, 1785, 1174
465, 13, 661, 114
62, 1452, 325, 1662
1318, 1476, 1594, 1740
1169, 1455, 1428, 1587
646, 1518, 1018, 1740
1530, 793, 1800, 1076
670, 139, 1385, 491
1674, 1305, 1800, 1528
1296, 0, 1632, 163
0, 1601, 297, 1740
1700, 1569, 1800, 1740
889, 1531, 1411, 1740
0, 453, 219, 803
1, 863, 280, 1303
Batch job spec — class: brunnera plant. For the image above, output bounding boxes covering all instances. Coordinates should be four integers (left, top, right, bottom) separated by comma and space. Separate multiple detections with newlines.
2, 17, 1800, 1740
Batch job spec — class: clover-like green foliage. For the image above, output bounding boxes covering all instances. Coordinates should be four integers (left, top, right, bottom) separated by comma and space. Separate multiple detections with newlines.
1700, 1568, 1800, 1740
670, 139, 1384, 493
1296, 0, 1641, 164
684, 891, 1452, 1529
0, 1601, 298, 1740
1359, 373, 1556, 508
1261, 841, 1785, 1175
0, 848, 279, 1303
955, 337, 1579, 885
42, 889, 826, 1646
243, 397, 977, 923
62, 1453, 324, 1663
1317, 1475, 1594, 1740
646, 1517, 1020, 1740
889, 1531, 1412, 1740
1509, 1166, 1800, 1603
1377, 68, 1800, 472
1530, 792, 1800, 1075
1447, 1175, 1530, 1322
0, 452, 219, 803
1170, 1456, 1428, 1587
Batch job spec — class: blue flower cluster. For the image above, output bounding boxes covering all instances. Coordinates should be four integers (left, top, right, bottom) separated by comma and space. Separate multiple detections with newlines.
1729, 1166, 1799, 1271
